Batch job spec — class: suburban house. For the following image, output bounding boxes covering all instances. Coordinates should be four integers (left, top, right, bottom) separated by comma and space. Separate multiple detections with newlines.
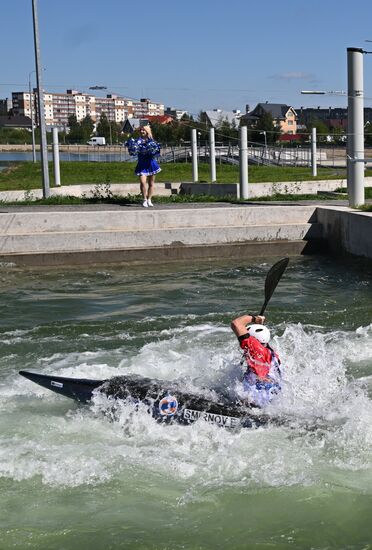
122, 118, 149, 133
146, 115, 174, 125
200, 109, 242, 128
165, 107, 188, 120
241, 103, 297, 134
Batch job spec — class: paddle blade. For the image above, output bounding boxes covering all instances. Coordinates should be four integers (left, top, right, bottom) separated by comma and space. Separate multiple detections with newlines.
260, 257, 289, 316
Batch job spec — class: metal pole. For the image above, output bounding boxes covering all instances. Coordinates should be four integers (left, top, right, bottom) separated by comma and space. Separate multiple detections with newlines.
311, 127, 317, 177
262, 131, 267, 159
191, 128, 198, 182
347, 47, 365, 207
239, 126, 248, 199
28, 73, 36, 163
32, 0, 50, 198
209, 127, 216, 182
52, 127, 61, 187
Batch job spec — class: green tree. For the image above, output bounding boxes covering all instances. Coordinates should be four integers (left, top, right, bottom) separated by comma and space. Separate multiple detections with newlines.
330, 126, 346, 145
249, 111, 280, 145
215, 117, 239, 144
364, 122, 372, 146
96, 112, 111, 142
80, 115, 94, 142
306, 117, 329, 143
66, 114, 85, 143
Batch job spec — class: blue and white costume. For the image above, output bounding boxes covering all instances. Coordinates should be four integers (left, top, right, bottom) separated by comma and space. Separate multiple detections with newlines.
126, 137, 161, 176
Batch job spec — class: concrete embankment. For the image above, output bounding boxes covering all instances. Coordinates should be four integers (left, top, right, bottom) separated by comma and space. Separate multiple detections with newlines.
0, 202, 371, 266
316, 206, 372, 259
0, 203, 324, 266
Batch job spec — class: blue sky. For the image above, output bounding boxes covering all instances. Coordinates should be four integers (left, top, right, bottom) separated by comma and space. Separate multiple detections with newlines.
2, 0, 372, 116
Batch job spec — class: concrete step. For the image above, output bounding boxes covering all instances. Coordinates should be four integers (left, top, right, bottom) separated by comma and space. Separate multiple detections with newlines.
0, 222, 322, 254
0, 205, 317, 235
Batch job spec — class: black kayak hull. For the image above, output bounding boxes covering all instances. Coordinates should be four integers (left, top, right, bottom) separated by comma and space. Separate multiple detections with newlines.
19, 370, 275, 429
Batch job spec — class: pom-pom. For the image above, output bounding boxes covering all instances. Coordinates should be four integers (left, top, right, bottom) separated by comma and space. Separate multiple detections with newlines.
126, 138, 138, 156
147, 140, 161, 156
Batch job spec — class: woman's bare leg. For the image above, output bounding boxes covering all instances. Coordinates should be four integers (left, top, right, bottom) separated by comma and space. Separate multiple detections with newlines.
139, 175, 148, 198
147, 175, 155, 200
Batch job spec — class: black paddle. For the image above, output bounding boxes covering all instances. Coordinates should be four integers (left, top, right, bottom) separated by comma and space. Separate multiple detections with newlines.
259, 257, 289, 316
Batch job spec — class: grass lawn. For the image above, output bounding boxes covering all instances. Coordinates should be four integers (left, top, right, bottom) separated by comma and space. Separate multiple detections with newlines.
0, 161, 349, 191
337, 187, 372, 199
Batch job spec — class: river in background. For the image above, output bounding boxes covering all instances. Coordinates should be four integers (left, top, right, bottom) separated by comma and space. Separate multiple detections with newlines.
0, 151, 131, 164
0, 255, 372, 549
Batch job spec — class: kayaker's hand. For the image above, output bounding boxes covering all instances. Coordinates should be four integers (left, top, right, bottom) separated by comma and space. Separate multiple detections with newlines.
254, 315, 265, 324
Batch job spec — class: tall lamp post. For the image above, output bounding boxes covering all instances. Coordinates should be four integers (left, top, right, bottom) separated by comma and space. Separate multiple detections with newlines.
302, 47, 368, 207
347, 47, 365, 207
31, 0, 50, 197
260, 130, 267, 158
28, 70, 37, 163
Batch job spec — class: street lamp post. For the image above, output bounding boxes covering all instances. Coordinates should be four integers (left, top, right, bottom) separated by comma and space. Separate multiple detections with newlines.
260, 130, 267, 159
191, 129, 198, 182
108, 102, 113, 146
31, 0, 50, 198
239, 126, 248, 199
347, 47, 365, 207
301, 75, 367, 207
28, 71, 37, 163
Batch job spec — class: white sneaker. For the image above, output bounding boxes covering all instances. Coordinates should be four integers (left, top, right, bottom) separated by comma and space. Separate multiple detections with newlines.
147, 199, 153, 207
142, 199, 148, 208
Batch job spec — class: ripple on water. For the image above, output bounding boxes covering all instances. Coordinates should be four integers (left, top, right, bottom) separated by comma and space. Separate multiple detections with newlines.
1, 321, 372, 494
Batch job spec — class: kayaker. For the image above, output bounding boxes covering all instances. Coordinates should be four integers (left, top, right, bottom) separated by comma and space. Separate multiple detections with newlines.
231, 313, 282, 407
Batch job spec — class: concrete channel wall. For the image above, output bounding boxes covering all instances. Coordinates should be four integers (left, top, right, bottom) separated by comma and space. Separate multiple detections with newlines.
0, 204, 322, 266
0, 204, 371, 266
316, 206, 372, 258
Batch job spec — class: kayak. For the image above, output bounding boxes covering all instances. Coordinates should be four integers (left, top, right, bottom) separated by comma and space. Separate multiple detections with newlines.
19, 260, 292, 431
19, 370, 277, 429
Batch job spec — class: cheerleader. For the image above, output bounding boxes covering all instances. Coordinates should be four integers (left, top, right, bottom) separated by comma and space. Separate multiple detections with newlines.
126, 126, 161, 207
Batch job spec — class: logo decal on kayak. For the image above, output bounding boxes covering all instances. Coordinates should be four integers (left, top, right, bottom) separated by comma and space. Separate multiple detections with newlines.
159, 395, 178, 416
51, 381, 63, 388
183, 408, 240, 428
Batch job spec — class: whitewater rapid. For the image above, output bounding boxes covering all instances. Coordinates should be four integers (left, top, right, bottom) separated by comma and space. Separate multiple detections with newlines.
1, 320, 372, 492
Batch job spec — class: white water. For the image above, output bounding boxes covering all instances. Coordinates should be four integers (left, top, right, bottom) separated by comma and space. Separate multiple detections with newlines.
1, 321, 372, 494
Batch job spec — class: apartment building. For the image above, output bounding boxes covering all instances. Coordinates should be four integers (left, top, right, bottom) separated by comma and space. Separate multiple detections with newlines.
165, 107, 188, 120
11, 90, 164, 128
0, 98, 12, 114
132, 98, 164, 118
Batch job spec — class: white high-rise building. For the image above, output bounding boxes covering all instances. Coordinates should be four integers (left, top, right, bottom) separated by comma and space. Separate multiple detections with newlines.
11, 90, 164, 129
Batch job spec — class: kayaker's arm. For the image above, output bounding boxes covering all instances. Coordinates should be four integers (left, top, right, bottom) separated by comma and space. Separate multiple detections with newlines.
231, 314, 265, 338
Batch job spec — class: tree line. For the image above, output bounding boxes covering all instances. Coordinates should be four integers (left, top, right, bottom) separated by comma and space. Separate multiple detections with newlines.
5, 109, 372, 146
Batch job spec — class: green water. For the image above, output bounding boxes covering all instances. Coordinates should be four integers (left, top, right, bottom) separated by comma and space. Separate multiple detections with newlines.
1, 255, 372, 549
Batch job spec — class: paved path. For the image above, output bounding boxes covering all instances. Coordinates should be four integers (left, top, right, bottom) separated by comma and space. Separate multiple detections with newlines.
0, 199, 358, 214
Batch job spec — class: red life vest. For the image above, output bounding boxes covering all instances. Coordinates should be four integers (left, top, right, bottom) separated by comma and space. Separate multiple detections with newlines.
239, 335, 280, 380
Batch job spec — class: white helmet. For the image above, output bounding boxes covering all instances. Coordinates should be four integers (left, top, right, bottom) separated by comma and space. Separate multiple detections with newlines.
247, 324, 271, 344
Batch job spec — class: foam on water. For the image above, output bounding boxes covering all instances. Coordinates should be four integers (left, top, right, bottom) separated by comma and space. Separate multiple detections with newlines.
1, 321, 372, 492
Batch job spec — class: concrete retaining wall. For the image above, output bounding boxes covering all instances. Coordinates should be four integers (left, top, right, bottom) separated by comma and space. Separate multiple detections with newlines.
0, 204, 322, 265
0, 205, 317, 233
316, 206, 372, 259
1, 202, 371, 266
